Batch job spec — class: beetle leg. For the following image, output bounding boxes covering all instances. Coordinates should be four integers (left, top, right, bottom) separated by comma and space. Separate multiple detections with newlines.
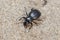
24, 25, 27, 29
37, 16, 46, 21
29, 22, 33, 29
23, 22, 27, 29
32, 19, 43, 26
37, 19, 42, 21
32, 21, 38, 26
18, 17, 26, 21
16, 17, 26, 24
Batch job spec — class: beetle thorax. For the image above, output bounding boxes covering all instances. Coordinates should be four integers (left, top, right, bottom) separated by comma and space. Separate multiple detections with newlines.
27, 17, 30, 20
27, 17, 32, 22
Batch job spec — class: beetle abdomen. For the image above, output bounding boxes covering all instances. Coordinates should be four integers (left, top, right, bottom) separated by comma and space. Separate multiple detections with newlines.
29, 10, 41, 19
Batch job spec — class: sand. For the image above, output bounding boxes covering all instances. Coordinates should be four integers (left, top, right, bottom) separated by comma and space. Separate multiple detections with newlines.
0, 0, 60, 40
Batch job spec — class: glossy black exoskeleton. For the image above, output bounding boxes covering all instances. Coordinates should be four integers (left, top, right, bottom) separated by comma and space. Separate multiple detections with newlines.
19, 8, 41, 29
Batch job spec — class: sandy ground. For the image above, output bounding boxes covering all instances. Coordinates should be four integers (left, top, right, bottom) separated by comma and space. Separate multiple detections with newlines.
0, 0, 60, 40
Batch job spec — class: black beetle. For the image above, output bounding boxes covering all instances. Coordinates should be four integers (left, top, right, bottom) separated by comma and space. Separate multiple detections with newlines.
18, 8, 41, 30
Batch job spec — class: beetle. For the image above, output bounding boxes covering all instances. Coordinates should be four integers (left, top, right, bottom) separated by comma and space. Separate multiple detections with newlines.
18, 8, 41, 30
